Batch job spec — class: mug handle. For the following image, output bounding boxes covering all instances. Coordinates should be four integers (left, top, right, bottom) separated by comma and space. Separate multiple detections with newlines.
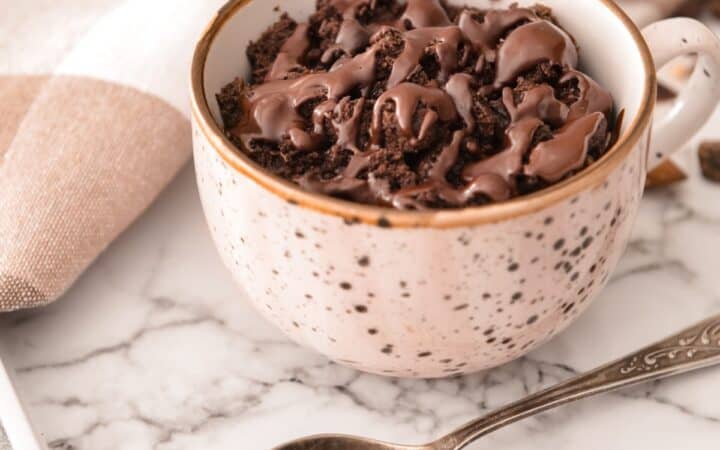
642, 18, 720, 171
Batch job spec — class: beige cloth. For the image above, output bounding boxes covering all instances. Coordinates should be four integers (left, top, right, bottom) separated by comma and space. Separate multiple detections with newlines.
0, 0, 223, 311
0, 76, 189, 309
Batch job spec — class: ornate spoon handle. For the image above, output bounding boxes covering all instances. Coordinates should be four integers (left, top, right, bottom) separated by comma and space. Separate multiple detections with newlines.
434, 315, 720, 450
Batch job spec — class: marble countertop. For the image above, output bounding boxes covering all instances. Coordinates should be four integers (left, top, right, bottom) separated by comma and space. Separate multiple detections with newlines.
4, 50, 720, 450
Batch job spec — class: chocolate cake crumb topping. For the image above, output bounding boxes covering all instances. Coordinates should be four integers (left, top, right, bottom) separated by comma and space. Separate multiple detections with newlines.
218, 0, 615, 210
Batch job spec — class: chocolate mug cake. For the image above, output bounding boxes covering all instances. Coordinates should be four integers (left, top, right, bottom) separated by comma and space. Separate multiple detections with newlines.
194, 0, 720, 377
217, 0, 615, 209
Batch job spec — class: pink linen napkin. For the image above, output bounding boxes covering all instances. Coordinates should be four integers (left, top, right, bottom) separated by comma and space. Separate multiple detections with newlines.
0, 0, 223, 311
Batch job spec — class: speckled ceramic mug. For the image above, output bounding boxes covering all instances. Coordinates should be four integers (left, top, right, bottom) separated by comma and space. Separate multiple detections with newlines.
190, 0, 720, 378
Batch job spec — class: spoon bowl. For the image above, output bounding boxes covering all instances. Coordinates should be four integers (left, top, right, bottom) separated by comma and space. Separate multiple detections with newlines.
273, 434, 424, 450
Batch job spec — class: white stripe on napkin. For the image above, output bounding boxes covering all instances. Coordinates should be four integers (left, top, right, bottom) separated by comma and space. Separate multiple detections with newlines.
56, 0, 225, 115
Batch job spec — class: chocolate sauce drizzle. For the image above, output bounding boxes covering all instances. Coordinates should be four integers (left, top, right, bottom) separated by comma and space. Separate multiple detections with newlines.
397, 0, 451, 29
387, 26, 465, 87
230, 0, 614, 209
266, 23, 311, 81
372, 82, 458, 144
493, 20, 577, 86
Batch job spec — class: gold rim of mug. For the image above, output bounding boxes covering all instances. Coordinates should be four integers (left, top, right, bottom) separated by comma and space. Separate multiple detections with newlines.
190, 0, 656, 229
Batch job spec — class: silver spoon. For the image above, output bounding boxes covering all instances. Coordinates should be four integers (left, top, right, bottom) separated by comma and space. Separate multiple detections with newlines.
275, 314, 720, 450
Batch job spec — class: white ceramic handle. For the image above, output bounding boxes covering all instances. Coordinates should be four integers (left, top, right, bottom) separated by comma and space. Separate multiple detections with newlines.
642, 18, 720, 171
